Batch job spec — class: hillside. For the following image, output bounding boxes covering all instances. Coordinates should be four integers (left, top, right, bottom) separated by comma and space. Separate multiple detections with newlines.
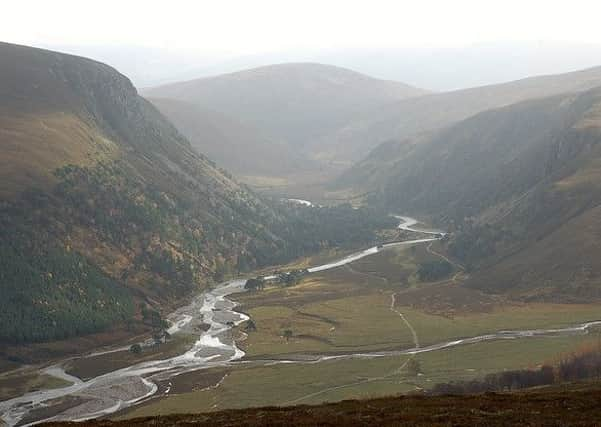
43, 382, 601, 426
0, 41, 279, 344
143, 63, 427, 165
341, 87, 601, 301
148, 97, 310, 178
0, 42, 392, 347
327, 64, 601, 163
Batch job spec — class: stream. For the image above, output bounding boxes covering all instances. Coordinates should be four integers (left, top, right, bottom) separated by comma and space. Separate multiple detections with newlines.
1, 216, 599, 426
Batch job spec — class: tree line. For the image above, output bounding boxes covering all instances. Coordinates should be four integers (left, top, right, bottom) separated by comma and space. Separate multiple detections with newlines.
430, 346, 601, 395
0, 159, 395, 344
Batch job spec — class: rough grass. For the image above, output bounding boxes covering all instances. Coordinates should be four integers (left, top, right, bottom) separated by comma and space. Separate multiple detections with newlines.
0, 113, 117, 197
0, 370, 72, 401
48, 381, 601, 426
398, 303, 601, 348
121, 334, 599, 419
396, 282, 499, 315
21, 241, 601, 421
65, 334, 198, 380
117, 244, 601, 417
237, 246, 601, 359
241, 292, 416, 357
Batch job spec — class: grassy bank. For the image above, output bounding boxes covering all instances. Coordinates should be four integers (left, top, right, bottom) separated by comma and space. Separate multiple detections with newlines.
121, 243, 601, 418
123, 334, 598, 418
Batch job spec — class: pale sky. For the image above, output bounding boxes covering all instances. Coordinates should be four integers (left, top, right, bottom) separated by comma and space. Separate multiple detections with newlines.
4, 0, 601, 56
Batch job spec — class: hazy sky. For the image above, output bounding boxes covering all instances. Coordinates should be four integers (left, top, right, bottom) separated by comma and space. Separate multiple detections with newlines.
4, 0, 601, 56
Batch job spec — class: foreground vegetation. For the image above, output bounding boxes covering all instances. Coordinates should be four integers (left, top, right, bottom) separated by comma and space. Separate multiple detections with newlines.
46, 381, 601, 426
123, 334, 599, 418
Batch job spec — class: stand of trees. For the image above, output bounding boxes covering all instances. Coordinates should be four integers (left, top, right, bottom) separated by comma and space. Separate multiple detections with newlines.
244, 277, 265, 291
430, 347, 601, 395
277, 269, 308, 287
0, 235, 134, 343
1, 160, 395, 344
417, 260, 453, 281
130, 343, 142, 355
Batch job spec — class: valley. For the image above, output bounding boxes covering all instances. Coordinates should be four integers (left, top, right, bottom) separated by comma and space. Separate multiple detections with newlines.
122, 243, 601, 419
3, 32, 601, 427
2, 217, 600, 425
0, 216, 435, 424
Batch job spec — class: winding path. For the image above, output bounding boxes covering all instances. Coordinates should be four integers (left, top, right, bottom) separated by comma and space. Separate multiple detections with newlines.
391, 294, 420, 349
425, 241, 466, 284
283, 293, 423, 405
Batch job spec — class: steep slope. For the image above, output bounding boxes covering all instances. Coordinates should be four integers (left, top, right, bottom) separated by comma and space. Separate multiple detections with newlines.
0, 42, 275, 343
148, 98, 310, 177
353, 88, 601, 301
329, 65, 601, 164
143, 63, 426, 163
0, 43, 393, 346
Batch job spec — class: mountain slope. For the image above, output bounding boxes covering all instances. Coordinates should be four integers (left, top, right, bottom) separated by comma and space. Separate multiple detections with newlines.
328, 65, 601, 164
0, 43, 393, 346
0, 42, 280, 343
349, 87, 601, 301
143, 63, 426, 164
148, 98, 309, 177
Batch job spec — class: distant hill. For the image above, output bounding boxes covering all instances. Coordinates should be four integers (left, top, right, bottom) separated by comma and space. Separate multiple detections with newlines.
341, 87, 601, 301
326, 65, 601, 163
42, 41, 601, 90
0, 43, 391, 346
143, 63, 427, 168
148, 97, 310, 177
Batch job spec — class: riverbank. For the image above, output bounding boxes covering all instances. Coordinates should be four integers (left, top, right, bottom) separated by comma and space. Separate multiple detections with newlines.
0, 216, 439, 426
5, 216, 601, 425
121, 238, 601, 419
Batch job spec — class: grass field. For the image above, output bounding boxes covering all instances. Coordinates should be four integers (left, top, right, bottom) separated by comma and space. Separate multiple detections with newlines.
241, 293, 601, 359
4, 236, 597, 419
123, 333, 599, 418
240, 292, 417, 357
235, 245, 601, 359
120, 242, 601, 419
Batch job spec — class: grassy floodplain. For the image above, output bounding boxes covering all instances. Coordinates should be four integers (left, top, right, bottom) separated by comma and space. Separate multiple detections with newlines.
120, 243, 601, 418
124, 334, 599, 417
0, 369, 72, 402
